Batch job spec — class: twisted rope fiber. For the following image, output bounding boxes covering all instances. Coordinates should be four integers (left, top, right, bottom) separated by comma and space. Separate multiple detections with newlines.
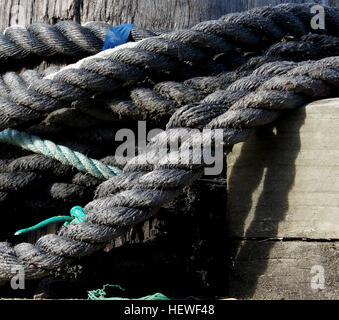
0, 32, 337, 129
1, 33, 336, 131
1, 3, 338, 131
0, 66, 59, 100
1, 35, 335, 206
0, 54, 263, 126
0, 152, 122, 240
0, 55, 338, 283
70, 33, 339, 125
0, 59, 273, 218
0, 52, 324, 216
0, 2, 338, 282
0, 56, 292, 224
0, 101, 127, 208
0, 68, 134, 235
0, 111, 128, 203
0, 153, 121, 235
0, 128, 126, 222
0, 103, 126, 214
0, 22, 155, 66
0, 129, 121, 180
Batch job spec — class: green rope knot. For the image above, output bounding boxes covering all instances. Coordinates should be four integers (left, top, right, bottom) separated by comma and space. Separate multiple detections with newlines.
87, 284, 170, 300
15, 206, 86, 236
88, 284, 126, 300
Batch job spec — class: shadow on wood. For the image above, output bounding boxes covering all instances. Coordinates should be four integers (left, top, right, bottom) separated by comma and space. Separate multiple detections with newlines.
227, 107, 306, 298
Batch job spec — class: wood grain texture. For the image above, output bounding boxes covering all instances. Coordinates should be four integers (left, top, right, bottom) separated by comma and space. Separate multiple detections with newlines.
80, 0, 230, 30
227, 99, 339, 239
225, 0, 339, 13
1, 0, 338, 32
0, 0, 80, 31
227, 100, 339, 300
228, 241, 338, 300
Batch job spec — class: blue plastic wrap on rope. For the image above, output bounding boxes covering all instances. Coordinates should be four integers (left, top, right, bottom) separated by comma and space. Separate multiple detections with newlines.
102, 24, 134, 51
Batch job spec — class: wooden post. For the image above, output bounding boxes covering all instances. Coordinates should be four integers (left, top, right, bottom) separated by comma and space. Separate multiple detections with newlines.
226, 99, 339, 299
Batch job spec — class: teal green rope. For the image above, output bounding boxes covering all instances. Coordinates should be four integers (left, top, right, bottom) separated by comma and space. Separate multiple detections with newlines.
87, 284, 170, 300
15, 206, 86, 235
0, 129, 122, 180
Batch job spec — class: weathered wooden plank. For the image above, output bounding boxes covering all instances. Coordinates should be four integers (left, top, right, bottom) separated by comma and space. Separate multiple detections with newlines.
225, 0, 339, 13
227, 99, 339, 300
80, 0, 230, 30
1, 0, 338, 32
226, 99, 339, 239
0, 0, 80, 32
228, 241, 338, 300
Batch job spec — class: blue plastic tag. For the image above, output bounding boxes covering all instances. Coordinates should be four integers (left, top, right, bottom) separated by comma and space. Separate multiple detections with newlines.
102, 24, 134, 51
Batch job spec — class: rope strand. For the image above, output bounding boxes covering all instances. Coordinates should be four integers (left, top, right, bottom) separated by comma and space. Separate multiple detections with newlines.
0, 54, 337, 283
0, 3, 338, 285
0, 22, 155, 68
0, 129, 121, 179
2, 4, 338, 131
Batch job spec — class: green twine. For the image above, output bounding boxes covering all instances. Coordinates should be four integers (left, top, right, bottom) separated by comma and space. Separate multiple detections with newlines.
1, 128, 121, 235
88, 284, 170, 300
0, 128, 122, 180
15, 206, 86, 235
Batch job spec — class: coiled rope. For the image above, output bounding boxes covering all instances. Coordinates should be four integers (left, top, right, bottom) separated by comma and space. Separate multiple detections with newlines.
2, 33, 337, 212
0, 3, 338, 284
70, 33, 339, 125
0, 22, 156, 67
2, 3, 339, 132
0, 55, 338, 283
1, 33, 338, 130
